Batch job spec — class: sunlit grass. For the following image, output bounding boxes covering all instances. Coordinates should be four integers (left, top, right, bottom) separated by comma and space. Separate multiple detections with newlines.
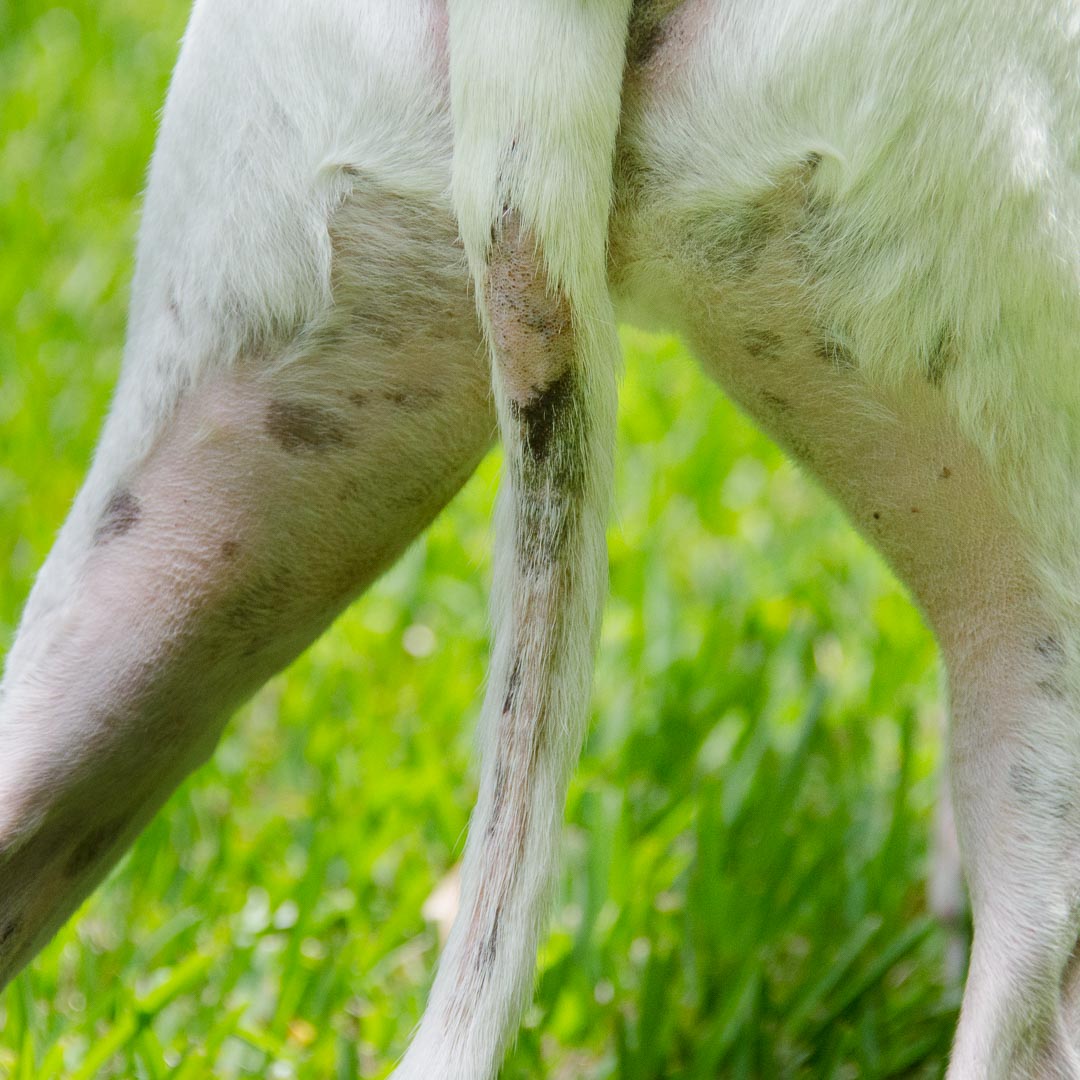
0, 3, 958, 1076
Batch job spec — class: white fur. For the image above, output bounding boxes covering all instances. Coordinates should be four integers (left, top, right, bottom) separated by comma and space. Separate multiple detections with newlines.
4, 1, 1080, 1078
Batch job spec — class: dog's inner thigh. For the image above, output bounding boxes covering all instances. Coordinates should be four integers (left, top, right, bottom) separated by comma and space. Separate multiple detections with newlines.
0, 189, 489, 979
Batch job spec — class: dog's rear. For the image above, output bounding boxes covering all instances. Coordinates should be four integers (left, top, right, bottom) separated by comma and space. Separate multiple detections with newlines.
6, 2, 1080, 1079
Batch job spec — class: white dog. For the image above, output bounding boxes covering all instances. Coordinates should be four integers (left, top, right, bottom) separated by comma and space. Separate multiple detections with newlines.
3, 1, 1080, 1077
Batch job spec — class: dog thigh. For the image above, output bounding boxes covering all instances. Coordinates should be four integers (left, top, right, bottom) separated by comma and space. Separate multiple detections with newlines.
0, 0, 489, 988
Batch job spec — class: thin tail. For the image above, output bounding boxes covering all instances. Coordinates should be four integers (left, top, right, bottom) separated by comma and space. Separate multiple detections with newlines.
392, 2, 631, 1076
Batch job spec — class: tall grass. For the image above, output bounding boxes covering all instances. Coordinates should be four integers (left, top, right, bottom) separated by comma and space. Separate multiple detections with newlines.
0, 2, 958, 1076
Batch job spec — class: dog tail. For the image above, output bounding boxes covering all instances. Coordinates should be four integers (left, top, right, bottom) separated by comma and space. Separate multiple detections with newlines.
391, 2, 632, 1077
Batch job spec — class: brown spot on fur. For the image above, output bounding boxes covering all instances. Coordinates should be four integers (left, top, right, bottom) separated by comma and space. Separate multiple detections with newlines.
760, 390, 791, 414
94, 489, 141, 544
745, 329, 783, 360
265, 401, 349, 453
815, 336, 857, 370
65, 820, 123, 878
872, 511, 882, 521
221, 541, 241, 561
381, 387, 442, 410
910, 507, 921, 514
347, 390, 367, 408
928, 327, 955, 387
940, 466, 952, 479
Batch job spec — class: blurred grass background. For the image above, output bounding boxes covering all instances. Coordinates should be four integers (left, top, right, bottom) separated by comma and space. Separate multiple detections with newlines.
0, 1, 961, 1076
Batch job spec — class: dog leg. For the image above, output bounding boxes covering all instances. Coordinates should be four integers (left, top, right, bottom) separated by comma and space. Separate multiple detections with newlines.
0, 0, 489, 988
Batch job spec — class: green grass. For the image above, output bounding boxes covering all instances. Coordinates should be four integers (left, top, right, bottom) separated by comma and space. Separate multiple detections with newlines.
0, 2, 959, 1076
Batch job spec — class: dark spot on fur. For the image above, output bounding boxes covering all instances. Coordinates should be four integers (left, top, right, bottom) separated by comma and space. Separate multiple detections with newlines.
940, 466, 952, 480
1010, 758, 1075, 819
348, 390, 368, 408
1036, 636, 1064, 663
502, 657, 522, 717
787, 437, 816, 464
745, 329, 784, 360
760, 390, 791, 414
872, 511, 882, 521
928, 327, 955, 387
380, 387, 442, 410
265, 401, 349, 453
510, 369, 575, 466
484, 910, 500, 966
221, 540, 241, 561
94, 489, 141, 544
65, 820, 123, 878
910, 507, 920, 514
1037, 677, 1066, 700
815, 336, 857, 371
1010, 760, 1039, 798
0, 919, 19, 950
628, 4, 668, 65
338, 478, 363, 505
729, 209, 772, 274
509, 370, 587, 568
167, 290, 182, 328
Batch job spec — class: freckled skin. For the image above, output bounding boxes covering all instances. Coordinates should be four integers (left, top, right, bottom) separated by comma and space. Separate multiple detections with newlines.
486, 210, 576, 404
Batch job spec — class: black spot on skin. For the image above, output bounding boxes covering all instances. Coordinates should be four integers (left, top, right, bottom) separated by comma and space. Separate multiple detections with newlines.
265, 401, 349, 453
815, 336, 857, 370
94, 489, 141, 544
872, 511, 882, 521
928, 327, 954, 387
65, 820, 123, 878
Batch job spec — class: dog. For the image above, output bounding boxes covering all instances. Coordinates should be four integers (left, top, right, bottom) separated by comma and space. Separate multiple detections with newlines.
4, 0, 1080, 1076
